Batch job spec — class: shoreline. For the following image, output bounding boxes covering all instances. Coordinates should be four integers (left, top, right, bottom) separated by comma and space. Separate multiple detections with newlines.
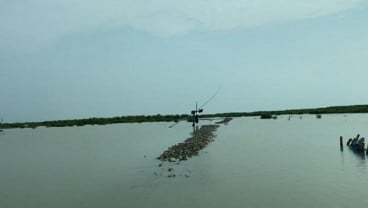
1, 104, 368, 129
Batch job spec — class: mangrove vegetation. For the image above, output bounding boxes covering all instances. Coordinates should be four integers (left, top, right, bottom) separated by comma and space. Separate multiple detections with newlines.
1, 104, 368, 129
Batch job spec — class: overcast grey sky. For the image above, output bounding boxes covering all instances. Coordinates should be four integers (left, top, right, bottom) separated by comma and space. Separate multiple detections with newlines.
1, 0, 368, 122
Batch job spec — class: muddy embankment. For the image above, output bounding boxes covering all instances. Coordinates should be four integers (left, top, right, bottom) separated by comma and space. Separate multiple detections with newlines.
157, 124, 220, 162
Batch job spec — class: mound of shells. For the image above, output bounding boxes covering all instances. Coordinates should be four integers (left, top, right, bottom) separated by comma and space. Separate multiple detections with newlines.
157, 125, 220, 162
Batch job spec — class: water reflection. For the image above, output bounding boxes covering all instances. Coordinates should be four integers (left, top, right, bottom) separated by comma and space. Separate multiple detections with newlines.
348, 147, 367, 173
351, 149, 366, 161
191, 125, 199, 134
340, 149, 345, 167
339, 146, 368, 178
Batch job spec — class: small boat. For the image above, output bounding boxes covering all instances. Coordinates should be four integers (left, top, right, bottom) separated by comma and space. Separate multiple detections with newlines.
348, 134, 365, 152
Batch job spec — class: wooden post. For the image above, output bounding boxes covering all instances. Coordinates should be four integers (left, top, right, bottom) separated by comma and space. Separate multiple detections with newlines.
362, 141, 365, 152
360, 138, 365, 152
340, 136, 343, 151
340, 136, 343, 146
346, 138, 352, 146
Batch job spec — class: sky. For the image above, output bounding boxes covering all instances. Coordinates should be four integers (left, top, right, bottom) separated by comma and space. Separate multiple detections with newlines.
1, 0, 368, 122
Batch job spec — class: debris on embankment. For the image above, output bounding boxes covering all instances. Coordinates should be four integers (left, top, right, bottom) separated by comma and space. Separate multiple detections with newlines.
215, 117, 232, 125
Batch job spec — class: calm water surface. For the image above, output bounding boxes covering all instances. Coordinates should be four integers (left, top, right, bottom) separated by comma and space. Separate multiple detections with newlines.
1, 114, 368, 208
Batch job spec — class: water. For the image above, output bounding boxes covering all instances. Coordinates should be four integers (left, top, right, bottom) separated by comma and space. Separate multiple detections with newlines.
1, 114, 368, 208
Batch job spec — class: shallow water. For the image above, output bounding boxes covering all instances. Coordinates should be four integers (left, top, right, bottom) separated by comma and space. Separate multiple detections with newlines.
1, 114, 368, 208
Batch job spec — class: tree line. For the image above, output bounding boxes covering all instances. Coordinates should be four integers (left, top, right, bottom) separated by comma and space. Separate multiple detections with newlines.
1, 105, 368, 129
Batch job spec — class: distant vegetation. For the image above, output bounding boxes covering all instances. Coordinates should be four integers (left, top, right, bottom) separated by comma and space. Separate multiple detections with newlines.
0, 114, 189, 129
201, 105, 368, 118
1, 104, 368, 129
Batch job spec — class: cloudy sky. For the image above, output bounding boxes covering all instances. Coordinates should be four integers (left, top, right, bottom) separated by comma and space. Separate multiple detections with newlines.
1, 0, 368, 122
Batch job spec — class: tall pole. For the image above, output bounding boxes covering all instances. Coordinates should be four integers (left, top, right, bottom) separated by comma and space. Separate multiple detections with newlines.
191, 102, 204, 128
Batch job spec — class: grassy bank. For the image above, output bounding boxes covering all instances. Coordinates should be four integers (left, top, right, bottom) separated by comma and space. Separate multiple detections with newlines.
0, 114, 189, 129
201, 104, 368, 118
1, 104, 368, 129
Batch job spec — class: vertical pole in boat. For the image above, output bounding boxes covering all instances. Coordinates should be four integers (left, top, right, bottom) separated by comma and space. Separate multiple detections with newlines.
191, 109, 195, 127
196, 102, 198, 126
191, 101, 204, 129
191, 102, 199, 128
362, 141, 365, 152
195, 102, 199, 125
360, 138, 365, 152
346, 138, 352, 146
